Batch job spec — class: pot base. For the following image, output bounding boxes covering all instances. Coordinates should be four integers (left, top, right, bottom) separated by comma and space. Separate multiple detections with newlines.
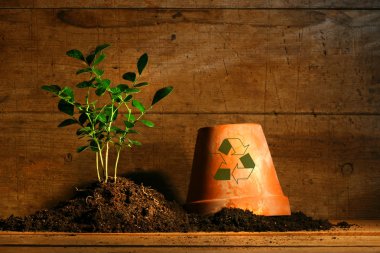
186, 195, 291, 216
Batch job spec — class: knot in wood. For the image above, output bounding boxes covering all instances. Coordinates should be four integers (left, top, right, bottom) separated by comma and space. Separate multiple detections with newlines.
64, 153, 73, 163
341, 163, 354, 176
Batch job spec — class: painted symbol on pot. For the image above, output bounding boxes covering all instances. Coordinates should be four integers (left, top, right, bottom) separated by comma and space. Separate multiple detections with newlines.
212, 138, 255, 184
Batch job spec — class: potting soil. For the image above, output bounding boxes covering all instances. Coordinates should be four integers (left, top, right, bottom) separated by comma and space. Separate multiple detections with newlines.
0, 177, 337, 232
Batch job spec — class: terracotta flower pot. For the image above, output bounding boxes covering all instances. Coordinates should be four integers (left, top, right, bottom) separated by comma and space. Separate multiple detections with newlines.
186, 123, 291, 216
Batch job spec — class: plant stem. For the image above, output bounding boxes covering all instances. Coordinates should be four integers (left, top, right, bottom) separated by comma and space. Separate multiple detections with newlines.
104, 142, 109, 183
96, 142, 104, 168
114, 147, 121, 182
136, 106, 152, 121
86, 88, 90, 108
96, 152, 101, 182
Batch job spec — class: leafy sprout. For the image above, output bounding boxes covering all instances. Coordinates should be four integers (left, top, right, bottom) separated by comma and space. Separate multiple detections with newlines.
42, 44, 173, 183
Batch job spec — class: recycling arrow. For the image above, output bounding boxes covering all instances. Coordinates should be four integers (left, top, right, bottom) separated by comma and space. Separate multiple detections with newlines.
239, 153, 255, 168
218, 138, 249, 155
211, 153, 230, 180
213, 138, 255, 184
232, 153, 255, 184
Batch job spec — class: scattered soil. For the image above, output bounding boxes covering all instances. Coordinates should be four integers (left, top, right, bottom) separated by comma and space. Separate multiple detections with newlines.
188, 208, 332, 232
0, 177, 342, 232
335, 221, 353, 229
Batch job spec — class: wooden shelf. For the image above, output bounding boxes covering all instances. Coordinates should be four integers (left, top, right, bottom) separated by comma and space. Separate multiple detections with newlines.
0, 220, 379, 253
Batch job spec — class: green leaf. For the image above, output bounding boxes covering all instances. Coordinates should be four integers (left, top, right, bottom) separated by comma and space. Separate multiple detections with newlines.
117, 84, 129, 92
124, 88, 140, 94
66, 49, 85, 61
132, 99, 145, 112
134, 82, 149, 88
124, 121, 134, 128
94, 77, 102, 84
122, 72, 136, 82
61, 86, 74, 97
93, 54, 105, 66
140, 119, 154, 128
128, 114, 136, 122
137, 53, 148, 75
74, 102, 82, 110
77, 145, 89, 153
111, 94, 122, 102
76, 81, 92, 88
103, 105, 113, 116
86, 54, 95, 65
110, 87, 121, 95
58, 118, 77, 127
94, 44, 110, 55
41, 85, 61, 95
110, 126, 124, 134
61, 87, 74, 102
127, 129, 139, 134
124, 113, 135, 121
104, 105, 118, 122
97, 113, 107, 123
58, 99, 74, 116
95, 79, 110, 96
76, 127, 91, 136
90, 139, 99, 151
152, 86, 173, 106
92, 68, 104, 76
112, 108, 119, 122
124, 95, 133, 102
129, 139, 142, 146
76, 67, 92, 75
78, 113, 87, 125
101, 79, 111, 87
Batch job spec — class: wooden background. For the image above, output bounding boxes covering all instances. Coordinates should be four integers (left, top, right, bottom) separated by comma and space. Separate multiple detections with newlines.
0, 0, 379, 219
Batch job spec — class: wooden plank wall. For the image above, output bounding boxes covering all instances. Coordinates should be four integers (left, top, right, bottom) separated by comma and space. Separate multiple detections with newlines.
0, 0, 379, 219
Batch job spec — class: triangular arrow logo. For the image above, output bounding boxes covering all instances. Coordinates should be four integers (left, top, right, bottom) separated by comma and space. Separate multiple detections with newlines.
213, 138, 255, 184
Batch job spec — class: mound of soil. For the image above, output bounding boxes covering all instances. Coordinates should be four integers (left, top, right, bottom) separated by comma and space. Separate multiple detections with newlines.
0, 178, 188, 232
189, 208, 332, 232
0, 177, 336, 232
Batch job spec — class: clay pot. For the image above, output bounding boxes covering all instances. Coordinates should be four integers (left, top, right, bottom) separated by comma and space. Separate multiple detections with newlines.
186, 123, 291, 216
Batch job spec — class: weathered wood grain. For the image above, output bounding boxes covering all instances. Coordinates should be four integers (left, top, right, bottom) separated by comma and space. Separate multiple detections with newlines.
0, 113, 379, 218
2, 248, 380, 253
0, 9, 379, 114
0, 5, 379, 220
2, 0, 380, 9
0, 221, 380, 252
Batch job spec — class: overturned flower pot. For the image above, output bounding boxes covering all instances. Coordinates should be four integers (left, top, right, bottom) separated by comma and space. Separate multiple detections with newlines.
186, 123, 291, 216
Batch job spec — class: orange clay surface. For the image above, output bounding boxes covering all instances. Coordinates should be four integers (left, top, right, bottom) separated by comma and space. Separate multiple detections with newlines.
186, 123, 291, 216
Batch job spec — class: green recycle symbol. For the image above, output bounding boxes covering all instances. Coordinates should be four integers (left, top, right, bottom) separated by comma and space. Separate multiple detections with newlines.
213, 138, 255, 184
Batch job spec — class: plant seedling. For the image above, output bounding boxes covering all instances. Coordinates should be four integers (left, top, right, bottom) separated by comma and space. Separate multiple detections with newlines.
42, 44, 173, 183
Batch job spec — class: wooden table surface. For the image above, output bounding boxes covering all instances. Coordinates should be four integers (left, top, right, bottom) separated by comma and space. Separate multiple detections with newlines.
0, 220, 379, 253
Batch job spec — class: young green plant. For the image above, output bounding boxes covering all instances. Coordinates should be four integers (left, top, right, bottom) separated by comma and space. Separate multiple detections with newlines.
42, 44, 173, 183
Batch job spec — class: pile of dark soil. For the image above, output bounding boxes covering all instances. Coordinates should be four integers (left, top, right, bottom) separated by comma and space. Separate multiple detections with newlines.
189, 208, 332, 232
335, 221, 353, 229
0, 178, 188, 232
0, 177, 336, 232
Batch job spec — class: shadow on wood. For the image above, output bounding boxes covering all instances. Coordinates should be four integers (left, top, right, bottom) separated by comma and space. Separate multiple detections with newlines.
124, 169, 182, 203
